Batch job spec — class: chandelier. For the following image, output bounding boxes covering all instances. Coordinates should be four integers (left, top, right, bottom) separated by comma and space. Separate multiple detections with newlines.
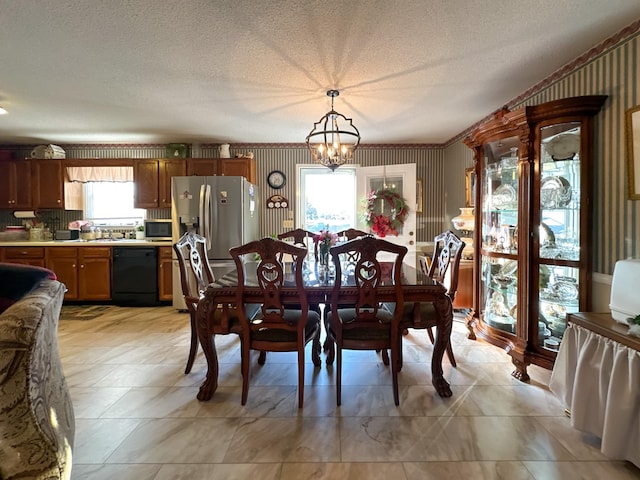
305, 89, 360, 171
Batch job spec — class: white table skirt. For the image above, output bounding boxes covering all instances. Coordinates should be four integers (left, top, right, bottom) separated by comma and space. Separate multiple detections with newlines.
550, 322, 640, 467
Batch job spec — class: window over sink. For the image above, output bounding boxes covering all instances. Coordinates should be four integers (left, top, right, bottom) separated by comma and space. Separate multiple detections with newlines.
83, 182, 144, 226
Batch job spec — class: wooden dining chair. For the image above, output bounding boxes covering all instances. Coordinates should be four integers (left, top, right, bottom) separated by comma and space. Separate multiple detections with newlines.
399, 230, 465, 367
230, 237, 322, 408
277, 228, 317, 260
173, 231, 217, 374
326, 235, 407, 406
336, 228, 368, 241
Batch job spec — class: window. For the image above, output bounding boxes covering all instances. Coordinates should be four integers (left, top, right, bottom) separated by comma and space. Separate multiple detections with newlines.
296, 165, 357, 233
83, 182, 145, 226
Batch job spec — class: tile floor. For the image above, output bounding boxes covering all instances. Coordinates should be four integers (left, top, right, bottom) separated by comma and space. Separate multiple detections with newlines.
59, 306, 640, 479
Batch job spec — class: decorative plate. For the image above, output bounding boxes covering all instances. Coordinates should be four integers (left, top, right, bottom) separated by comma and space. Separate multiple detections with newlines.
540, 176, 572, 208
492, 184, 517, 209
545, 133, 580, 161
499, 260, 517, 277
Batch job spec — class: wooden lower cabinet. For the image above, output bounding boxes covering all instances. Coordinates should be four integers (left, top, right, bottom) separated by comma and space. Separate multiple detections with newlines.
158, 247, 173, 301
2, 247, 46, 267
46, 246, 111, 301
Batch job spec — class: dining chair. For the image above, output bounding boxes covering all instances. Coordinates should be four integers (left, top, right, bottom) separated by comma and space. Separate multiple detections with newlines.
277, 228, 317, 260
336, 228, 368, 241
326, 235, 407, 406
398, 230, 465, 367
230, 237, 322, 408
173, 231, 217, 374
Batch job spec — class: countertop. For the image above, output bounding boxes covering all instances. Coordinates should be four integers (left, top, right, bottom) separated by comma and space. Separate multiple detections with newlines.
0, 240, 173, 247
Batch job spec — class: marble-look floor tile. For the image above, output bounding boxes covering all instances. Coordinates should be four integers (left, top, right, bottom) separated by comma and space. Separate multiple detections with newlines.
438, 416, 575, 461
71, 463, 162, 480
73, 418, 142, 464
223, 417, 341, 463
153, 463, 282, 480
281, 462, 408, 479
55, 309, 640, 479
106, 418, 241, 464
404, 461, 535, 480
340, 416, 456, 462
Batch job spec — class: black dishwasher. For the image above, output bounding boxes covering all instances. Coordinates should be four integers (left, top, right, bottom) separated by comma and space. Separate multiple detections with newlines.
112, 247, 158, 306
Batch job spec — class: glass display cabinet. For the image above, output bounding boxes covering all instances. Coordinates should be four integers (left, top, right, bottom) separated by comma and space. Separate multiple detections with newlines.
464, 96, 606, 381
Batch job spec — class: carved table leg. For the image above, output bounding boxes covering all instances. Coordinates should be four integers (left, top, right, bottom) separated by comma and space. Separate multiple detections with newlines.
196, 297, 219, 401
432, 295, 453, 397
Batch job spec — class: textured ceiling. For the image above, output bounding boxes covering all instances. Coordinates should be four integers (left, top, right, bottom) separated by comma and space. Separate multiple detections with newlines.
1, 0, 640, 146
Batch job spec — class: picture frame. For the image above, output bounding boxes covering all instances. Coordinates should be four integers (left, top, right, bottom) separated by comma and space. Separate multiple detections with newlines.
416, 179, 423, 213
626, 105, 640, 200
465, 167, 476, 207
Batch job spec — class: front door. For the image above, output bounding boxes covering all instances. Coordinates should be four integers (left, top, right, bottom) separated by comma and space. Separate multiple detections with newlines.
357, 164, 417, 267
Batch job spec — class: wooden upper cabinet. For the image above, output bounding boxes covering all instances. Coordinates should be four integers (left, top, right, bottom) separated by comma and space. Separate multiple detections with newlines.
219, 158, 256, 184
134, 159, 161, 208
134, 159, 186, 208
185, 158, 257, 184
0, 160, 32, 209
159, 159, 186, 207
33, 160, 65, 208
186, 158, 217, 176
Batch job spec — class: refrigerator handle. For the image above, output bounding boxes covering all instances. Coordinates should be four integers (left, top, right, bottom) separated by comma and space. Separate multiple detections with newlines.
202, 184, 212, 250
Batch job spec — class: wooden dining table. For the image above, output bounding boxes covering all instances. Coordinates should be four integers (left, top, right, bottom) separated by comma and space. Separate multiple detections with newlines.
194, 261, 455, 400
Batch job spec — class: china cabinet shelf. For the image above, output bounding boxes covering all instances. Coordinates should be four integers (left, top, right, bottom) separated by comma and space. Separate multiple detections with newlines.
464, 95, 606, 381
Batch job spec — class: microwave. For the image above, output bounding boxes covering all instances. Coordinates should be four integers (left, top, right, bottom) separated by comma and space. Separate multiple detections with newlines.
144, 219, 172, 241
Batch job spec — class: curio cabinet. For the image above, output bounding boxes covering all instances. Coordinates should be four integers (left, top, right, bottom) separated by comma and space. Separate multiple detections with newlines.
464, 96, 606, 381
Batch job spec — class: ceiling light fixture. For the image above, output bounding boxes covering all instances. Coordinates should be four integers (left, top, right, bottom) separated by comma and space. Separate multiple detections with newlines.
305, 89, 360, 172
0, 106, 8, 115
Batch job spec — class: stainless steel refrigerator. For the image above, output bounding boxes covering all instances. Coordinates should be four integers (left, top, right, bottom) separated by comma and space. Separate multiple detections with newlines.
171, 176, 260, 309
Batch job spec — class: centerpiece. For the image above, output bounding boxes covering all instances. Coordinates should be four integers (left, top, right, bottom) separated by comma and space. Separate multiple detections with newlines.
363, 188, 409, 237
313, 230, 338, 266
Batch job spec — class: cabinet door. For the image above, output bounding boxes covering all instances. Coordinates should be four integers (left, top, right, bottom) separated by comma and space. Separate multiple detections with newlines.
46, 248, 79, 299
0, 160, 32, 208
158, 247, 173, 301
186, 159, 218, 176
33, 160, 64, 208
219, 158, 256, 183
79, 247, 111, 300
159, 159, 186, 207
4, 247, 45, 267
134, 159, 160, 208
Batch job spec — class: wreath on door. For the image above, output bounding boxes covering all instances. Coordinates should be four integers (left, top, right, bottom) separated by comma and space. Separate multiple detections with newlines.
363, 188, 409, 237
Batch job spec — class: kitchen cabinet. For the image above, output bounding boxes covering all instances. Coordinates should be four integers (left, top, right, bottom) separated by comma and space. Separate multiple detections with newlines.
33, 160, 65, 209
158, 246, 173, 301
463, 95, 606, 381
2, 247, 45, 267
46, 246, 111, 300
0, 160, 32, 209
134, 159, 186, 208
186, 158, 257, 183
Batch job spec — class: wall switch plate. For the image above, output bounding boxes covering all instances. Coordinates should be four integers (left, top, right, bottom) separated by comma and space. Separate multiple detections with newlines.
282, 219, 294, 229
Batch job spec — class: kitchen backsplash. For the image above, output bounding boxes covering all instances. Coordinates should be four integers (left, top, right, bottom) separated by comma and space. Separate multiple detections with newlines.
0, 208, 170, 236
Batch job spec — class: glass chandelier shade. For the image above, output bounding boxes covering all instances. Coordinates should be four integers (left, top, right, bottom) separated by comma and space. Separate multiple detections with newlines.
306, 90, 360, 171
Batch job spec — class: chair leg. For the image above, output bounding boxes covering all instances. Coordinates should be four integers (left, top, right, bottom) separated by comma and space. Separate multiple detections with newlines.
241, 338, 251, 405
184, 313, 198, 374
336, 346, 342, 406
445, 340, 457, 367
381, 349, 390, 366
258, 351, 267, 365
298, 345, 305, 408
311, 330, 322, 367
426, 326, 436, 345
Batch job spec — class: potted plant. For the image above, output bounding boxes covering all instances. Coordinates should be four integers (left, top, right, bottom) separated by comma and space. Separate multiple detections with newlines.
135, 224, 145, 240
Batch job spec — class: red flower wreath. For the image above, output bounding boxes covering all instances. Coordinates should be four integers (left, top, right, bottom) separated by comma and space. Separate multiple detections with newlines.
363, 188, 409, 238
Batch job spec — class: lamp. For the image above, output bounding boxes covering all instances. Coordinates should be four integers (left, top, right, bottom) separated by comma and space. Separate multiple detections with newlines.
451, 207, 475, 259
306, 90, 360, 171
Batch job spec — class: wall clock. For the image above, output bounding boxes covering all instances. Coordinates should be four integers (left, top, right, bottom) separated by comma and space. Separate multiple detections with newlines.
267, 170, 286, 189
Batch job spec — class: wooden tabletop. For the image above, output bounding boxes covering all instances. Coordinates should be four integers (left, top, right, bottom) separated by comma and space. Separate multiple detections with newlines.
567, 312, 640, 352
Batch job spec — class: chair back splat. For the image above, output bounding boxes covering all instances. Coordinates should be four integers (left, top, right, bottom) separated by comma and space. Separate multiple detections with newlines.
336, 228, 368, 241
397, 230, 465, 368
173, 232, 216, 374
327, 235, 407, 406
230, 237, 322, 408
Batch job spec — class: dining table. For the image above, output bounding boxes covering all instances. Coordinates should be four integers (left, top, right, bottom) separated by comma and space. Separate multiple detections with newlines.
194, 259, 455, 400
